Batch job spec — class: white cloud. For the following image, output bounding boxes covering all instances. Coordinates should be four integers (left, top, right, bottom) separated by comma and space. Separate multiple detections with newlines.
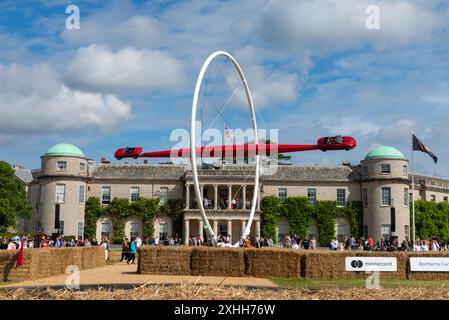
61, 14, 161, 49
377, 119, 415, 144
322, 116, 380, 137
65, 44, 185, 94
0, 63, 131, 136
261, 0, 442, 52
220, 45, 302, 108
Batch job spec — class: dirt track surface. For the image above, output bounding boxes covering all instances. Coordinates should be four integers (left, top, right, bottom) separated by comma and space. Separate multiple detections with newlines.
1, 263, 276, 288
1, 284, 449, 300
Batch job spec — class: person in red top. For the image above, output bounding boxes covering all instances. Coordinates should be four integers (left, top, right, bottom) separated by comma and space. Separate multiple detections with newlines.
41, 236, 48, 248
368, 236, 374, 250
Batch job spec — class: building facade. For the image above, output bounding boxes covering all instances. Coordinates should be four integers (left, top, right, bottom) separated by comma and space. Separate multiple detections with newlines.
23, 143, 449, 244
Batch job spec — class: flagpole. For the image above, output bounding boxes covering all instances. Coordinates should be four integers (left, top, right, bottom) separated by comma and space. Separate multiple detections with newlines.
411, 130, 416, 251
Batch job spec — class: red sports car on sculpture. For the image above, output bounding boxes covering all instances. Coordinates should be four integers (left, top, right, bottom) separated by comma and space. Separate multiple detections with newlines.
316, 135, 356, 151
113, 135, 357, 160
114, 147, 143, 160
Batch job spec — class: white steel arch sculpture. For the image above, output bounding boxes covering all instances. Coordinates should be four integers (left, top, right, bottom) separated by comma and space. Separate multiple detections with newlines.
190, 51, 260, 241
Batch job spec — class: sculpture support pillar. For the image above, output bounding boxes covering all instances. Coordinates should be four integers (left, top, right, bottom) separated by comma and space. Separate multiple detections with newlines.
228, 184, 232, 209
214, 184, 218, 210
184, 220, 190, 245
185, 184, 190, 209
242, 185, 246, 210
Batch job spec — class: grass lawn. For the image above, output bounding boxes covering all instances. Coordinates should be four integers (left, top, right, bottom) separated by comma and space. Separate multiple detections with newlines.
0, 281, 15, 287
271, 277, 449, 288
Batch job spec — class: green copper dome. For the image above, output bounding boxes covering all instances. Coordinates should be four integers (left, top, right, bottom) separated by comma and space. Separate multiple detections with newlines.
44, 143, 85, 158
365, 146, 405, 160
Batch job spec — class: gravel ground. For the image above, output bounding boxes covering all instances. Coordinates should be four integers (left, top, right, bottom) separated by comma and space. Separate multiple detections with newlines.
1, 283, 449, 300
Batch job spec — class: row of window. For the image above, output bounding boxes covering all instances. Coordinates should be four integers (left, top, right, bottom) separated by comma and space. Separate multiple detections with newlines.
38, 184, 85, 204
55, 184, 85, 204
364, 187, 408, 207
101, 186, 169, 205
429, 194, 448, 203
278, 187, 440, 208
38, 185, 170, 205
362, 164, 408, 176
278, 188, 347, 206
56, 161, 86, 173
101, 222, 168, 240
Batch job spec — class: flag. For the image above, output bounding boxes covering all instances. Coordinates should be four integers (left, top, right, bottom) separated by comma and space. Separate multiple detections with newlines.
413, 134, 438, 163
224, 125, 233, 139
15, 239, 24, 268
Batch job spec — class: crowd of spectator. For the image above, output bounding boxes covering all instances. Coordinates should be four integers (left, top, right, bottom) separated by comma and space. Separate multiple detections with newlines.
327, 236, 449, 252
4, 233, 449, 253
0, 234, 107, 250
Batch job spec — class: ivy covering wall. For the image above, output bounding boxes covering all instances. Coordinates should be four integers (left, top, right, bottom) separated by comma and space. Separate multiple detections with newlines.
260, 196, 280, 243
84, 196, 182, 244
260, 195, 363, 245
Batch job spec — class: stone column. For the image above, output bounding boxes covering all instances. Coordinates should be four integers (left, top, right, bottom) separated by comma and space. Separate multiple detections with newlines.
213, 220, 218, 236
184, 219, 190, 245
256, 220, 261, 237
228, 184, 232, 209
198, 219, 204, 241
257, 187, 261, 210
185, 184, 190, 209
242, 185, 246, 210
214, 184, 218, 210
227, 220, 232, 238
241, 220, 246, 237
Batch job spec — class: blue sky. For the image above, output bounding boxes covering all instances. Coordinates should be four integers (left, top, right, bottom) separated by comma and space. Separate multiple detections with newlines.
0, 0, 448, 176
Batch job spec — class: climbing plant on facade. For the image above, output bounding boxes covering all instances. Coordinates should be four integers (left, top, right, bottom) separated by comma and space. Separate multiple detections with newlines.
261, 194, 363, 245
283, 197, 311, 239
84, 197, 103, 239
160, 199, 184, 236
103, 198, 131, 243
131, 197, 160, 239
336, 201, 363, 238
260, 195, 280, 242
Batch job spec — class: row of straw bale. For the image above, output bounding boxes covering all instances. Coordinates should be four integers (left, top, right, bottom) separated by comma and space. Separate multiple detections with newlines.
0, 247, 105, 282
138, 246, 449, 280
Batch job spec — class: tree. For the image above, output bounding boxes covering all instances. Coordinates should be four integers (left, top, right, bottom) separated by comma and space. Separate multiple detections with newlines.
413, 200, 449, 239
0, 161, 31, 232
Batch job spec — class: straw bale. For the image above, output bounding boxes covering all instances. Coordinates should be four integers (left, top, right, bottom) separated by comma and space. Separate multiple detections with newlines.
138, 246, 192, 275
244, 248, 303, 278
191, 247, 245, 277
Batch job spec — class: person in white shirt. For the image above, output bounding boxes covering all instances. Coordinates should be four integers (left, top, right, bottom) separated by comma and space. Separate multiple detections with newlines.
420, 240, 429, 251
413, 241, 421, 251
310, 237, 317, 250
7, 240, 16, 250
136, 236, 142, 247
431, 240, 439, 251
